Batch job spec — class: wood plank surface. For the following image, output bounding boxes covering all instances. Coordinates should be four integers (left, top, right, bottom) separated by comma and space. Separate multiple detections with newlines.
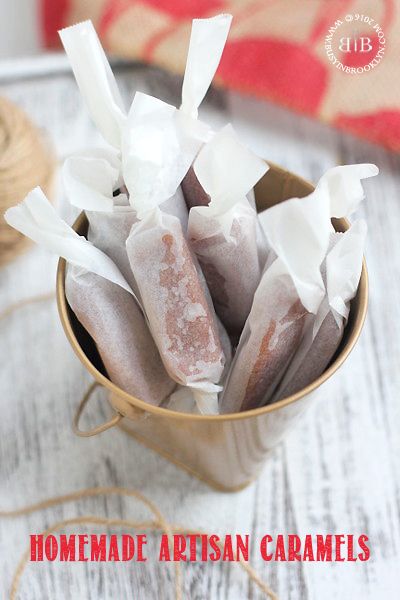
0, 56, 399, 600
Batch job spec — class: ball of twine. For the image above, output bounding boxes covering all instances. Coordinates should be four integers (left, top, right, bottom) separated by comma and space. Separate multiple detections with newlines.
0, 96, 55, 267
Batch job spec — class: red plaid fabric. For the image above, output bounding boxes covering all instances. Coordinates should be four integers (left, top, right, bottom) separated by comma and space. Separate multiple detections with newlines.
41, 0, 400, 152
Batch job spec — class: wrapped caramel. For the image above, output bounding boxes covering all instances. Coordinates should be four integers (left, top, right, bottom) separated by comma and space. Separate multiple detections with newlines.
126, 210, 225, 414
265, 164, 378, 403
188, 125, 268, 336
66, 269, 175, 403
273, 221, 367, 401
115, 16, 234, 414
219, 258, 312, 413
120, 91, 229, 414
4, 189, 175, 405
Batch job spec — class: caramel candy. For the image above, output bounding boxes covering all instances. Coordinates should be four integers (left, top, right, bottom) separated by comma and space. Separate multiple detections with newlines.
189, 210, 261, 337
181, 166, 211, 210
66, 268, 176, 405
220, 270, 309, 414
126, 211, 225, 405
275, 311, 342, 401
87, 206, 138, 292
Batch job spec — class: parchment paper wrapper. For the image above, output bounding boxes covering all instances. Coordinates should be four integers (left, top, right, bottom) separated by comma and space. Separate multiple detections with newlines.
188, 125, 268, 336
62, 147, 138, 289
59, 20, 126, 149
121, 14, 232, 217
4, 188, 175, 406
63, 145, 188, 293
273, 220, 367, 401
176, 13, 233, 210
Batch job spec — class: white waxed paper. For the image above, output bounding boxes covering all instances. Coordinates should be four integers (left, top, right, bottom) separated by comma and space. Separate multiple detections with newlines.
322, 164, 379, 218
258, 163, 378, 313
4, 187, 132, 295
122, 14, 232, 216
273, 220, 367, 402
188, 124, 269, 335
122, 92, 209, 218
181, 14, 232, 118
59, 20, 126, 148
63, 146, 126, 213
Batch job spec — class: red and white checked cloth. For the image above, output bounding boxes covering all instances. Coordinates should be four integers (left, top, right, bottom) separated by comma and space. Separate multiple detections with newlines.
41, 0, 400, 152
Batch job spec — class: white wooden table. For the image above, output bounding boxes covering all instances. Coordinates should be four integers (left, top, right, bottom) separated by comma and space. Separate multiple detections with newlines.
0, 55, 399, 600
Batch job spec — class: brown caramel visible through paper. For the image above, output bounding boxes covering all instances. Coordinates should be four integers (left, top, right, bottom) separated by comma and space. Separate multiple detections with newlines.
181, 166, 211, 209
159, 233, 222, 378
243, 300, 308, 410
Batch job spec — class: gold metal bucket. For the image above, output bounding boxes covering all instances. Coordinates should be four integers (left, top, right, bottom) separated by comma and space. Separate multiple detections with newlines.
56, 163, 368, 492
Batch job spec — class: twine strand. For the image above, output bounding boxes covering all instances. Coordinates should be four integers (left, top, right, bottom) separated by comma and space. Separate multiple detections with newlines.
0, 487, 278, 600
0, 96, 55, 267
0, 487, 181, 600
0, 292, 54, 322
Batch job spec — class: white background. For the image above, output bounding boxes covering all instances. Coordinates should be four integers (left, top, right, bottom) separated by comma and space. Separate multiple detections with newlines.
0, 0, 40, 58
